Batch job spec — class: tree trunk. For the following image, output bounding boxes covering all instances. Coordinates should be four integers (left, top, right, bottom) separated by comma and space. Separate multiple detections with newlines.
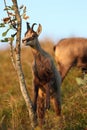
12, 0, 37, 129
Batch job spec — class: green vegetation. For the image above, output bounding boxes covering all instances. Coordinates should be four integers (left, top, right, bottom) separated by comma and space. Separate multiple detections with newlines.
0, 39, 87, 130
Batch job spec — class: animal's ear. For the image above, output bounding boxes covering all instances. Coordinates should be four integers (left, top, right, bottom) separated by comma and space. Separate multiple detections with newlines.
26, 22, 30, 30
36, 24, 42, 36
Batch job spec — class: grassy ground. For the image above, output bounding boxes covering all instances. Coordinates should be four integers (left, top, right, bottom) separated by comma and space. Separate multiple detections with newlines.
0, 39, 87, 130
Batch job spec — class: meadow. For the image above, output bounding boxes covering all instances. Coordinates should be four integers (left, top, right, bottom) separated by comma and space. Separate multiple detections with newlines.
0, 39, 87, 130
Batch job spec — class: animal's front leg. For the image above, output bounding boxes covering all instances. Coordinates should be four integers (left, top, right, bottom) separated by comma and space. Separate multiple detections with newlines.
45, 83, 50, 109
33, 79, 39, 112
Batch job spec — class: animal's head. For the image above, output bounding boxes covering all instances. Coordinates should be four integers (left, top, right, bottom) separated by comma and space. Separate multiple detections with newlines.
22, 22, 42, 48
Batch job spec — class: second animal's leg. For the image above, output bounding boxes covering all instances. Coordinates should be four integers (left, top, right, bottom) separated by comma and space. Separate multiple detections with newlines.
57, 62, 72, 81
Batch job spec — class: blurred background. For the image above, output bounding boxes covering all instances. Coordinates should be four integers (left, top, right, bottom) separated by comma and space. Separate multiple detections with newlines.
0, 1, 87, 130
0, 0, 87, 49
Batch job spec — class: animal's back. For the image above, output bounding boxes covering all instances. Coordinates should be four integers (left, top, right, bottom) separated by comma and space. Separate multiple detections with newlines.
55, 38, 87, 63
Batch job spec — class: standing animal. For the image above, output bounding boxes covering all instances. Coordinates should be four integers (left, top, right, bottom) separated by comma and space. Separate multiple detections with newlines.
22, 22, 61, 126
53, 38, 87, 81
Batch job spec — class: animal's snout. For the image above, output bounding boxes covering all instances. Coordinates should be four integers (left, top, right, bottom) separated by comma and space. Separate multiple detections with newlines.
22, 36, 30, 45
22, 38, 27, 45
22, 38, 25, 43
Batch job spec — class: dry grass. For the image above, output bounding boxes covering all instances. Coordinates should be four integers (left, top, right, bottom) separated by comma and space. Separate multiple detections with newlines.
0, 39, 87, 130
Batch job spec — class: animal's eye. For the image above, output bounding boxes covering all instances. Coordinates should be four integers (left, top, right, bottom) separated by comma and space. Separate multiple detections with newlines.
33, 35, 36, 38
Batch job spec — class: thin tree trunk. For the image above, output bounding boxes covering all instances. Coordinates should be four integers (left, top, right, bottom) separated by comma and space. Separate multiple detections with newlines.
11, 0, 37, 129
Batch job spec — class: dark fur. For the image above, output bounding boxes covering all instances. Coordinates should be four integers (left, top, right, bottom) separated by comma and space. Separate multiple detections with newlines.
32, 50, 61, 125
22, 23, 61, 126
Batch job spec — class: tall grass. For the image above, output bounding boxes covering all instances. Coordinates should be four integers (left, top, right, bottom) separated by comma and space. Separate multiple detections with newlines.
0, 39, 87, 130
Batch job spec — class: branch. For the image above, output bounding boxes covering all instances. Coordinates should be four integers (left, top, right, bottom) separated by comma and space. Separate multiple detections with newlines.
9, 41, 16, 70
12, 0, 21, 53
11, 0, 37, 128
4, 0, 17, 30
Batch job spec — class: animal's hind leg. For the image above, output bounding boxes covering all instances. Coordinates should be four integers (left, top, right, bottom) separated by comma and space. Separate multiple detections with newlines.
37, 89, 45, 126
52, 94, 61, 116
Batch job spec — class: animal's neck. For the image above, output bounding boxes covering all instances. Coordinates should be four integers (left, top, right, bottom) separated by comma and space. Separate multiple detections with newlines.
32, 39, 45, 56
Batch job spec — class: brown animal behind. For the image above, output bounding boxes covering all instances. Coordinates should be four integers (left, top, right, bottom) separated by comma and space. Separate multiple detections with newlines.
54, 38, 87, 81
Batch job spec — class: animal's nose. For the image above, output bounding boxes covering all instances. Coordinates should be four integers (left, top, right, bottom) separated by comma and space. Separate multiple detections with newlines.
22, 39, 24, 43
22, 37, 27, 43
22, 38, 26, 45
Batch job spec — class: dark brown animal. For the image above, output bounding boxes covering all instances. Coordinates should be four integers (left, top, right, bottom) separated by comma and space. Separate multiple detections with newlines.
22, 23, 61, 125
54, 38, 87, 81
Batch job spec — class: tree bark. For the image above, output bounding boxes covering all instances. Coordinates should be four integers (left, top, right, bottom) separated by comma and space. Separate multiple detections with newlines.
11, 0, 37, 129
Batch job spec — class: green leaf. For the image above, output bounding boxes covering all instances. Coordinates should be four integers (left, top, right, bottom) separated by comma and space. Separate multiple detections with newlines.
11, 5, 15, 10
2, 29, 10, 37
4, 7, 10, 11
8, 37, 14, 42
0, 37, 14, 43
0, 23, 5, 27
0, 38, 9, 42
76, 75, 87, 86
76, 77, 85, 86
23, 6, 26, 14
7, 6, 12, 9
9, 24, 13, 29
19, 5, 24, 9
84, 74, 87, 81
4, 6, 14, 11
